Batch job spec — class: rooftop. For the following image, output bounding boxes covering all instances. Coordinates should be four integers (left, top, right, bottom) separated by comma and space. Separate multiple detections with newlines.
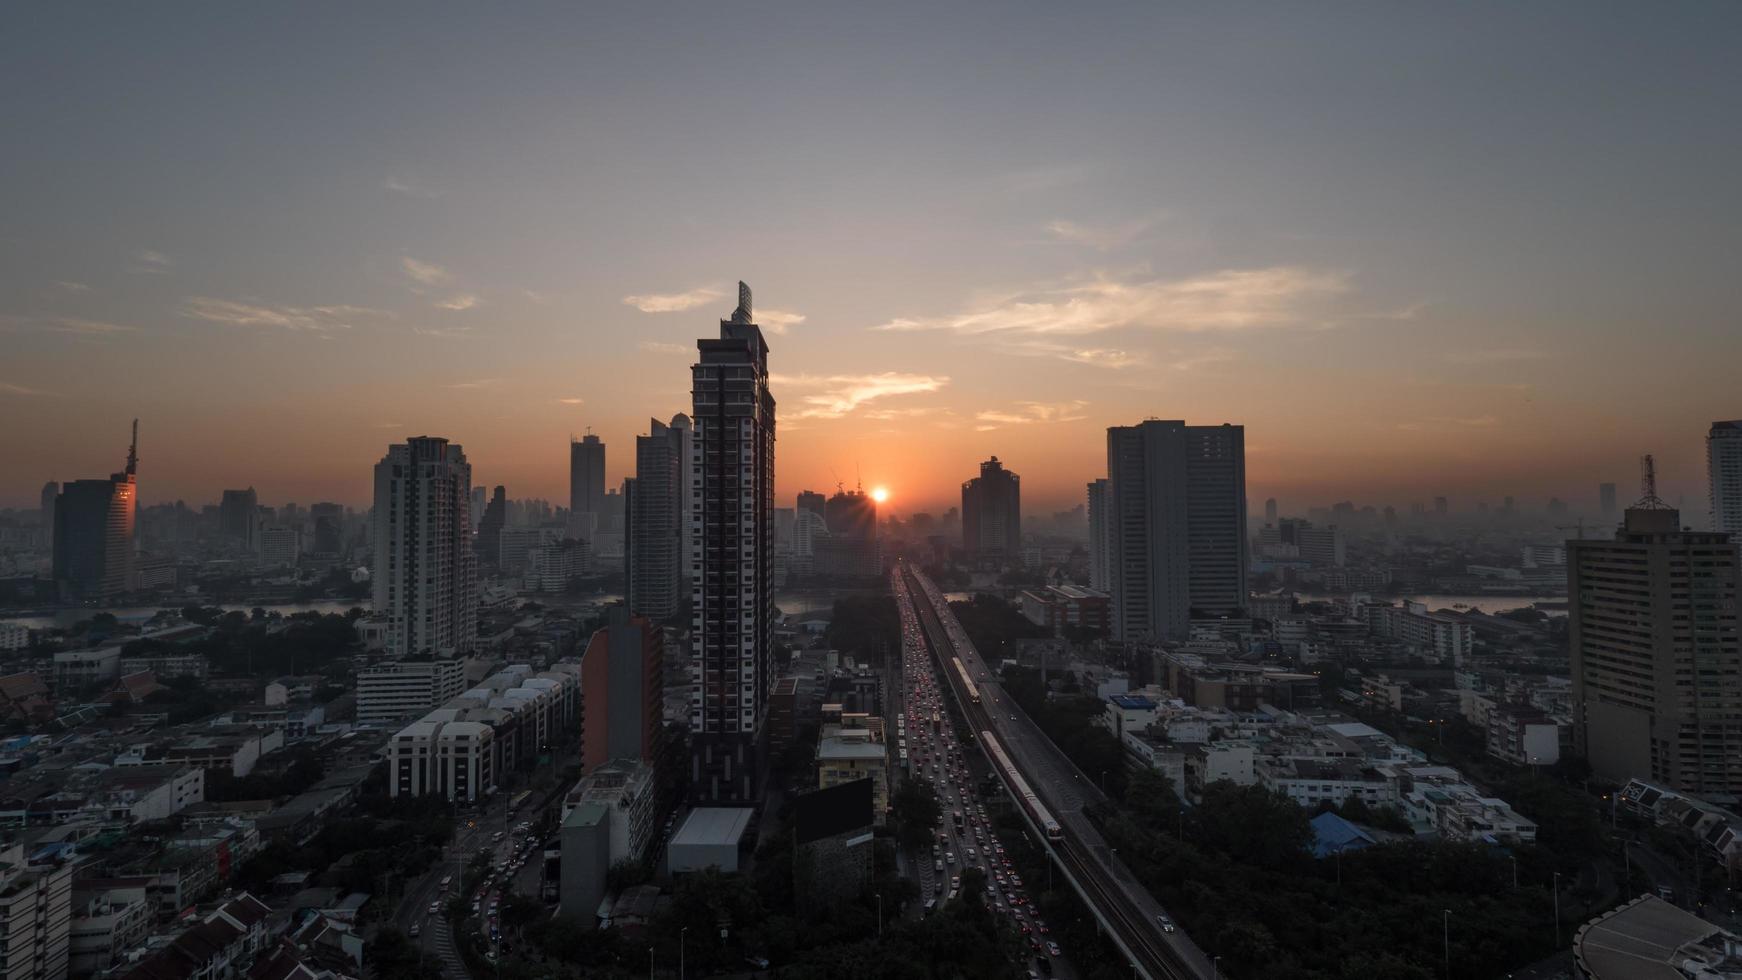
669, 807, 754, 848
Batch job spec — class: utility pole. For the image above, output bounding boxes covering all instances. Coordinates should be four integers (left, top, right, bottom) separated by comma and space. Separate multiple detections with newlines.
1553, 872, 1563, 948
1442, 909, 1451, 978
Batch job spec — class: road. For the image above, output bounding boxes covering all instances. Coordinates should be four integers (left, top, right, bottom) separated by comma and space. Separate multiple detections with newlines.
901, 563, 1215, 980
893, 570, 1078, 978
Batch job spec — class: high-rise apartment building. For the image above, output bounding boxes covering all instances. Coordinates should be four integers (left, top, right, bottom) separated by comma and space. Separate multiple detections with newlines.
1087, 479, 1111, 592
580, 608, 665, 773
962, 456, 1021, 555
1264, 497, 1278, 525
1709, 421, 1742, 535
1598, 482, 1618, 518
1106, 420, 1247, 642
570, 433, 606, 539
309, 502, 344, 556
0, 844, 72, 980
38, 481, 57, 534
53, 422, 138, 603
626, 415, 692, 619
372, 436, 477, 658
817, 489, 879, 577
797, 490, 826, 521
1569, 504, 1742, 800
688, 282, 776, 804
476, 485, 506, 566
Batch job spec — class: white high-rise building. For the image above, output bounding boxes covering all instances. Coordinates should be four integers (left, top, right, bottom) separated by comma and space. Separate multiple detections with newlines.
1087, 479, 1111, 591
372, 436, 477, 658
356, 659, 468, 726
626, 414, 692, 619
1710, 420, 1742, 535
688, 282, 776, 804
1106, 420, 1248, 642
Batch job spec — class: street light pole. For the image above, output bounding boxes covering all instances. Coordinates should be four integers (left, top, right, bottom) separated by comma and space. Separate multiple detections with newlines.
876, 893, 883, 936
1442, 909, 1451, 978
681, 926, 689, 980
1553, 872, 1563, 948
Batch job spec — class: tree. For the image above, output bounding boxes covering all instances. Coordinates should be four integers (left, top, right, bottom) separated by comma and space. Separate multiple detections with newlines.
1188, 782, 1312, 868
890, 776, 943, 851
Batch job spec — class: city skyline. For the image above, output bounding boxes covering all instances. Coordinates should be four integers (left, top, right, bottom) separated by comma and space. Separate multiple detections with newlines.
6, 4, 1742, 514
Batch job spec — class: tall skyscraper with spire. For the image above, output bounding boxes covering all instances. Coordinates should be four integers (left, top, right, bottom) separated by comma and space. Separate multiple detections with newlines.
53, 420, 138, 603
570, 433, 606, 540
688, 282, 776, 804
372, 436, 477, 658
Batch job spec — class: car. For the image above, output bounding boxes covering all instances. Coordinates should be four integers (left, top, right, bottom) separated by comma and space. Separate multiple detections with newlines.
1046, 941, 1062, 958
1035, 920, 1050, 934
429, 902, 442, 915
1156, 915, 1175, 933
945, 852, 955, 865
950, 876, 960, 889
934, 859, 943, 872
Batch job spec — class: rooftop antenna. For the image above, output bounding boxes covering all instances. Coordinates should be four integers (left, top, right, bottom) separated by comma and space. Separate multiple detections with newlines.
125, 419, 139, 477
1636, 454, 1670, 510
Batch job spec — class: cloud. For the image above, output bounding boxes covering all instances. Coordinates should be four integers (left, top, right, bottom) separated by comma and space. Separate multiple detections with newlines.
556, 397, 584, 405
777, 372, 951, 420
445, 378, 500, 389
182, 297, 384, 332
639, 341, 691, 355
0, 315, 138, 337
412, 325, 477, 339
756, 309, 806, 334
54, 280, 91, 293
622, 287, 723, 313
1045, 212, 1166, 251
401, 257, 450, 286
1442, 348, 1550, 365
973, 400, 1089, 430
1002, 339, 1149, 369
127, 250, 174, 275
384, 175, 441, 198
0, 382, 51, 396
434, 293, 480, 311
874, 267, 1349, 336
373, 421, 404, 429
1398, 415, 1501, 431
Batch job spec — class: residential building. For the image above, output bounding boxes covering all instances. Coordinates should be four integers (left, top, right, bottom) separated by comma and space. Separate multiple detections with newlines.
475, 485, 506, 567
626, 415, 692, 619
1486, 705, 1564, 767
258, 526, 300, 566
356, 659, 467, 727
817, 720, 888, 825
384, 719, 495, 802
69, 881, 151, 977
0, 624, 29, 652
53, 422, 139, 603
52, 647, 121, 693
1711, 420, 1742, 535
1020, 585, 1111, 636
688, 282, 776, 804
372, 436, 477, 658
1087, 478, 1112, 592
1106, 420, 1248, 642
1570, 504, 1742, 800
525, 539, 590, 592
561, 759, 657, 865
579, 609, 664, 772
0, 844, 72, 980
962, 456, 1021, 555
815, 489, 878, 577
219, 487, 260, 552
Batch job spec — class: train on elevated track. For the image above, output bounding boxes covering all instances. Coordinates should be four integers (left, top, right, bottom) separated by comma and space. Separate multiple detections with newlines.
982, 730, 1063, 841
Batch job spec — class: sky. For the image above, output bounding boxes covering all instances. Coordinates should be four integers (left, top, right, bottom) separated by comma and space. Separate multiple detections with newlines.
3, 3, 1739, 517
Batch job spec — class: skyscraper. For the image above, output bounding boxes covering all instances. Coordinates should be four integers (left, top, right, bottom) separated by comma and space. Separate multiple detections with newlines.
796, 490, 825, 521
1709, 421, 1742, 535
1598, 482, 1618, 518
372, 436, 477, 658
476, 485, 506, 566
1569, 502, 1742, 799
961, 456, 1021, 556
580, 607, 666, 773
1106, 420, 1247, 642
688, 282, 776, 804
53, 421, 138, 603
38, 481, 57, 532
570, 433, 606, 539
1264, 497, 1278, 525
219, 487, 259, 552
817, 488, 879, 576
626, 414, 691, 619
1087, 479, 1111, 592
309, 502, 345, 557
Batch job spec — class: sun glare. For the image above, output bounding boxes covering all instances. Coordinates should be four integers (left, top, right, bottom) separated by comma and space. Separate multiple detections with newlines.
870, 486, 890, 504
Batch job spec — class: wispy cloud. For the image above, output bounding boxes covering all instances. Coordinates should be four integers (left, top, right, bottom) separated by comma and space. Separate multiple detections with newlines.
412, 325, 477, 339
373, 421, 404, 429
384, 175, 441, 198
776, 372, 951, 420
183, 297, 384, 332
1002, 340, 1150, 369
639, 341, 691, 355
445, 378, 500, 389
127, 250, 174, 275
434, 293, 480, 311
623, 287, 723, 314
0, 315, 138, 337
1045, 212, 1167, 251
1442, 348, 1550, 365
973, 400, 1089, 430
875, 267, 1349, 337
54, 280, 91, 293
756, 309, 806, 334
556, 397, 584, 405
0, 382, 52, 397
401, 257, 450, 286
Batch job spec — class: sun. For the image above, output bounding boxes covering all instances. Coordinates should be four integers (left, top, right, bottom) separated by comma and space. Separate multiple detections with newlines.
870, 486, 890, 504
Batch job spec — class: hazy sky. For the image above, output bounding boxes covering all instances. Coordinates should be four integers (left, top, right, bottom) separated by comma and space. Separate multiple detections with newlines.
4, 3, 1739, 516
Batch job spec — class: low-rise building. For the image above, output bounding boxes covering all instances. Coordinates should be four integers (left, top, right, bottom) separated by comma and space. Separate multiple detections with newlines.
818, 721, 889, 826
355, 659, 466, 728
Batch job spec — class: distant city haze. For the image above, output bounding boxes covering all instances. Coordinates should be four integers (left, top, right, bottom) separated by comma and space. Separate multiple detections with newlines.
4, 4, 1739, 513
